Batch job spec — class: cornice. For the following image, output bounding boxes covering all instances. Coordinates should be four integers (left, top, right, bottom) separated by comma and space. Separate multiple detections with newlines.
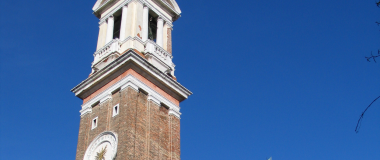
155, 0, 180, 16
72, 49, 192, 102
169, 108, 181, 119
79, 74, 182, 118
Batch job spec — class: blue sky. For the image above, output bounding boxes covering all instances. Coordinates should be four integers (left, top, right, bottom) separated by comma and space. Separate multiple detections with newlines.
0, 0, 379, 159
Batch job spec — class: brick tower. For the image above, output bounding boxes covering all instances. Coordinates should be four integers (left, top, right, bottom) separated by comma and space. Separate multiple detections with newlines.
71, 0, 192, 160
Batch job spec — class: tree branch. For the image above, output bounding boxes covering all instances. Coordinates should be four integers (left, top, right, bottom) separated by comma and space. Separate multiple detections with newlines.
355, 95, 380, 133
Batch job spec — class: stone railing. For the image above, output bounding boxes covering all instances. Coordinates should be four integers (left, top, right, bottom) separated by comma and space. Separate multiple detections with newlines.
145, 40, 172, 62
93, 39, 121, 65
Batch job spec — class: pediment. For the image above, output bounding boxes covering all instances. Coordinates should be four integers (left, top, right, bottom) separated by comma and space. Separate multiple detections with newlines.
93, 0, 181, 15
93, 0, 109, 11
159, 0, 181, 14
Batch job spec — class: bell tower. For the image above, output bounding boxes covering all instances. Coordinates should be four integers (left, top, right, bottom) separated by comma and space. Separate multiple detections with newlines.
71, 0, 192, 160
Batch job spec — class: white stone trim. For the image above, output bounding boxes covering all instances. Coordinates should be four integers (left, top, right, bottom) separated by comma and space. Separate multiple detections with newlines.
73, 49, 191, 101
121, 81, 139, 91
93, 38, 121, 66
100, 94, 112, 104
169, 108, 181, 119
80, 107, 92, 118
112, 104, 120, 117
158, 0, 181, 14
93, 0, 114, 13
79, 74, 181, 117
92, 117, 98, 130
83, 131, 118, 160
147, 94, 160, 105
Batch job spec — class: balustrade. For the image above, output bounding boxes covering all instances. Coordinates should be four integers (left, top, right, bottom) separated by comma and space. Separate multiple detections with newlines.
93, 39, 121, 65
145, 40, 173, 65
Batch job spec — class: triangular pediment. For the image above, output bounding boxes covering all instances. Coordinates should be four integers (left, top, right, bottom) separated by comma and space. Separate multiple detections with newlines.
93, 0, 181, 15
93, 0, 112, 11
160, 0, 181, 14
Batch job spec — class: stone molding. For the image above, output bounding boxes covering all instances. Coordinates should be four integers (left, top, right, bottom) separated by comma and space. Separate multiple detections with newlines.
79, 74, 182, 118
169, 108, 181, 119
147, 94, 161, 105
72, 49, 192, 106
83, 131, 118, 160
93, 0, 114, 13
99, 94, 112, 104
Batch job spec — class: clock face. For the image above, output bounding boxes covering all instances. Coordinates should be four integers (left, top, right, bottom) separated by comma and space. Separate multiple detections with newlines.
84, 132, 118, 160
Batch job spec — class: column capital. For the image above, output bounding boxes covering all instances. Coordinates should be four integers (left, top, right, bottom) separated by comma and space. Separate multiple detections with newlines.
142, 5, 149, 41
107, 15, 114, 21
157, 17, 164, 22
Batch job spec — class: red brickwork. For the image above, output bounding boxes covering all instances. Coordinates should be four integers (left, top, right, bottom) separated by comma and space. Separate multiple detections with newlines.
75, 87, 181, 160
75, 115, 90, 160
170, 115, 181, 160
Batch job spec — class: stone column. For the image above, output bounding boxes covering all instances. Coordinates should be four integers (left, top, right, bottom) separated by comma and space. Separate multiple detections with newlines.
156, 17, 164, 47
119, 5, 128, 40
142, 6, 149, 41
106, 16, 115, 43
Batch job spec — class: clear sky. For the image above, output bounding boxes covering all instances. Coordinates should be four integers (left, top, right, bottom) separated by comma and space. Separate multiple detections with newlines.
0, 0, 379, 159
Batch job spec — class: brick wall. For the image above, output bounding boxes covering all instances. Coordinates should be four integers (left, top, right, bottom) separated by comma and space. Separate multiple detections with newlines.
75, 87, 181, 160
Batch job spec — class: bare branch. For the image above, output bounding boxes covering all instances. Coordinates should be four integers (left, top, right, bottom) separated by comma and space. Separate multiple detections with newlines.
355, 95, 380, 133
365, 50, 380, 63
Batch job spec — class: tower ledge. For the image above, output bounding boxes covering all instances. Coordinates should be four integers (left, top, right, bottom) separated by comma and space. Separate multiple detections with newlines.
71, 49, 192, 104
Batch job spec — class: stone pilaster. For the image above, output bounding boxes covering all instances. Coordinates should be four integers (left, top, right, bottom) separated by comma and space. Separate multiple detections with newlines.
142, 6, 149, 41
106, 16, 115, 43
156, 17, 164, 47
119, 5, 128, 40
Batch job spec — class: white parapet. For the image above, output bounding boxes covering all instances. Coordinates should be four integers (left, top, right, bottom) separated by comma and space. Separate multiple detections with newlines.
144, 40, 174, 74
92, 36, 174, 75
93, 39, 121, 66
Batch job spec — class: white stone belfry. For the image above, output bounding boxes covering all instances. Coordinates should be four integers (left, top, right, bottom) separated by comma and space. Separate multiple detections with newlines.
91, 0, 184, 76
